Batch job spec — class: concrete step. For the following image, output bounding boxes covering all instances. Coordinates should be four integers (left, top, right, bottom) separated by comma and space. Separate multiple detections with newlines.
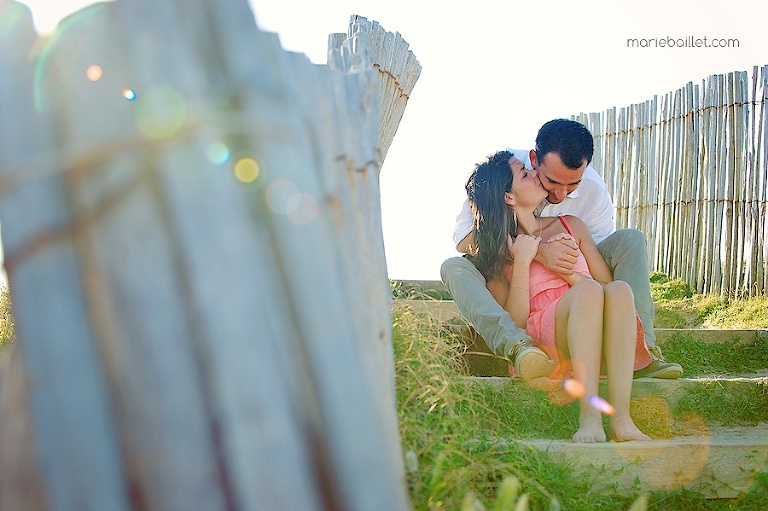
393, 298, 767, 345
393, 298, 768, 377
465, 376, 768, 498
467, 374, 768, 408
509, 423, 768, 498
392, 291, 768, 499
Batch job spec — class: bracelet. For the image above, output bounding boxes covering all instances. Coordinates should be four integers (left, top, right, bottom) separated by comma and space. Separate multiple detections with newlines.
509, 283, 529, 291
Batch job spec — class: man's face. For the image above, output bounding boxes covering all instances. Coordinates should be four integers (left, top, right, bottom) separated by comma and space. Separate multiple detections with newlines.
531, 151, 587, 204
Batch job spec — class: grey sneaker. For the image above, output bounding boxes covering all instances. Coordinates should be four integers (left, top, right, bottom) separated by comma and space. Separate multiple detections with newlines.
647, 344, 666, 361
634, 358, 683, 379
510, 340, 551, 382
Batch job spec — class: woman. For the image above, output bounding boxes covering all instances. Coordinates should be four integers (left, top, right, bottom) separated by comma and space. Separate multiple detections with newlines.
465, 150, 651, 443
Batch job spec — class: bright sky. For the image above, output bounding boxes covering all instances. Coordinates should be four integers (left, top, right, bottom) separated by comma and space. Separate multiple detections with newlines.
9, 0, 768, 284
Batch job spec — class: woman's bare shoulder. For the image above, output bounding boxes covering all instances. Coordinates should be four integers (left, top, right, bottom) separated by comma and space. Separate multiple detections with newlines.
539, 216, 568, 236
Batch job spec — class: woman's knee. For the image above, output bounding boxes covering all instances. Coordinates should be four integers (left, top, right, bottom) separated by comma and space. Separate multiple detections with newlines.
573, 279, 604, 304
605, 280, 634, 305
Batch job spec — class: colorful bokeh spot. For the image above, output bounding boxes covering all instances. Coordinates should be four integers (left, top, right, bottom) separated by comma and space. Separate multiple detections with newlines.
286, 193, 318, 225
86, 64, 102, 82
122, 89, 136, 101
135, 86, 187, 139
588, 395, 615, 415
207, 143, 231, 165
264, 180, 318, 223
265, 179, 300, 215
562, 378, 585, 398
234, 157, 259, 183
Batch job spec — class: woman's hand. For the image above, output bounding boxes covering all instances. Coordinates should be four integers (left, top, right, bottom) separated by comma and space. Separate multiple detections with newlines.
508, 233, 539, 266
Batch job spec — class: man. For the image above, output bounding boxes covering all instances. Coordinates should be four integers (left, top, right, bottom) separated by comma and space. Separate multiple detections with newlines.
442, 118, 682, 380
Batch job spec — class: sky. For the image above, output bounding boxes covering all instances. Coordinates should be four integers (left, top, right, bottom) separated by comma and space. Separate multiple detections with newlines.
9, 0, 768, 283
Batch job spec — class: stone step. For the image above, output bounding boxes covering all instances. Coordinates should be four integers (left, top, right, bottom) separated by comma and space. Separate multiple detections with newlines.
509, 423, 768, 498
465, 376, 768, 498
393, 298, 767, 346
393, 298, 767, 377
467, 374, 768, 408
391, 289, 768, 499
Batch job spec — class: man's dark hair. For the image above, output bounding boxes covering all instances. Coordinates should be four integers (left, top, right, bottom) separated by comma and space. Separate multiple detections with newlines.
534, 119, 594, 169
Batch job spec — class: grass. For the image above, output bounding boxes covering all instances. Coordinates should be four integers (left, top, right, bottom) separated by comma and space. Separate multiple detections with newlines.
1, 278, 765, 509
660, 334, 768, 376
0, 285, 13, 350
392, 272, 768, 510
394, 307, 630, 510
650, 272, 768, 330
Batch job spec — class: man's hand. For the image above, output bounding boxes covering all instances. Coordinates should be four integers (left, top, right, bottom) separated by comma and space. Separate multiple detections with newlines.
536, 234, 579, 274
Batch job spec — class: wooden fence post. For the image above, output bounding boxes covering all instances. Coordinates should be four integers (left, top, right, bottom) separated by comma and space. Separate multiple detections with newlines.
573, 64, 768, 297
0, 1, 420, 510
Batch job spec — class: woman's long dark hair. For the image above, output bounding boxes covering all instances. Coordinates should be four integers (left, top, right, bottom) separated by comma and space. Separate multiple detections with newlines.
465, 150, 518, 281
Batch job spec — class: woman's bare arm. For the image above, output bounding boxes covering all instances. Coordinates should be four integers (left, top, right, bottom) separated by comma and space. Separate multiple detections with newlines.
565, 216, 614, 284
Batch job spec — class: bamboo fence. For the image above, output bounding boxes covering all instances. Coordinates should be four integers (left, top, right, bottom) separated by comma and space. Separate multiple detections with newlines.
0, 1, 420, 510
573, 65, 767, 297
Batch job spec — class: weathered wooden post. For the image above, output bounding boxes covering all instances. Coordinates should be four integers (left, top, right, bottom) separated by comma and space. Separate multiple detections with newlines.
0, 0, 420, 509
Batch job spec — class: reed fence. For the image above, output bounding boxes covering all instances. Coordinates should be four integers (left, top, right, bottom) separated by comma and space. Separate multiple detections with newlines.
573, 65, 767, 297
0, 1, 420, 510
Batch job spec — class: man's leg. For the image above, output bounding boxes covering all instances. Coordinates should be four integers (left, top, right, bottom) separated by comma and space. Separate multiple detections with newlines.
596, 229, 656, 348
440, 256, 550, 381
596, 230, 683, 379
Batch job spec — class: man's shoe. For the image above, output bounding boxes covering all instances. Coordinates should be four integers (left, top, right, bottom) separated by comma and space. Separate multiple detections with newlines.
647, 344, 667, 361
634, 358, 683, 379
510, 340, 552, 382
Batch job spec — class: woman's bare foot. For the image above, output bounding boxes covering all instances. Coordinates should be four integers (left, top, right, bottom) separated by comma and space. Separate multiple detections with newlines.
610, 413, 651, 442
572, 413, 606, 443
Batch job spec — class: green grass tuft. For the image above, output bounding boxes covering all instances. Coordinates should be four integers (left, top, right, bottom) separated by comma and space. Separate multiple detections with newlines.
660, 335, 768, 375
393, 288, 768, 510
0, 285, 14, 349
392, 280, 453, 300
650, 273, 768, 329
651, 277, 695, 301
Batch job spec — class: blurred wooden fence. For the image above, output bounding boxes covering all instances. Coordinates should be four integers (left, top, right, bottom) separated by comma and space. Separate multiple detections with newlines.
573, 64, 767, 297
0, 1, 420, 510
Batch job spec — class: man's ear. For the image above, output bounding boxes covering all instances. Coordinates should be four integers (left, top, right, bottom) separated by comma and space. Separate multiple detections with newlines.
529, 149, 539, 169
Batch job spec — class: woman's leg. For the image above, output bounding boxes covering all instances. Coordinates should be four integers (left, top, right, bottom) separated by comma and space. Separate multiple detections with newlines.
555, 280, 606, 442
602, 281, 650, 441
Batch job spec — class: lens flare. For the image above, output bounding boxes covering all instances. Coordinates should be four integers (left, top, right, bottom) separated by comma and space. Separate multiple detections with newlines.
562, 378, 585, 398
588, 395, 615, 415
234, 158, 259, 183
265, 179, 300, 214
207, 143, 231, 165
86, 64, 102, 82
286, 193, 318, 225
122, 89, 136, 101
135, 86, 187, 139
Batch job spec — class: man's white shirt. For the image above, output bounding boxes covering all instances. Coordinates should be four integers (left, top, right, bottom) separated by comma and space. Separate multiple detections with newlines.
452, 148, 617, 250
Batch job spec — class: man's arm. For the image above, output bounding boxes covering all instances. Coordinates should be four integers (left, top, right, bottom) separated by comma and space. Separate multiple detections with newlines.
571, 167, 615, 244
456, 231, 474, 254
452, 198, 474, 253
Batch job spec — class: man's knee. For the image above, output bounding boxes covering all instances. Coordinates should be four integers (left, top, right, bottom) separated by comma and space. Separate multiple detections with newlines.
600, 229, 648, 266
613, 229, 647, 252
440, 256, 478, 284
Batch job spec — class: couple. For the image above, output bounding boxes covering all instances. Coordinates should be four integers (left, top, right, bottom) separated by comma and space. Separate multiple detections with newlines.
442, 119, 683, 442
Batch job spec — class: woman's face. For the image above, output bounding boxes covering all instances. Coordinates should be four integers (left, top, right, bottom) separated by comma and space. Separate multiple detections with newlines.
509, 161, 548, 207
